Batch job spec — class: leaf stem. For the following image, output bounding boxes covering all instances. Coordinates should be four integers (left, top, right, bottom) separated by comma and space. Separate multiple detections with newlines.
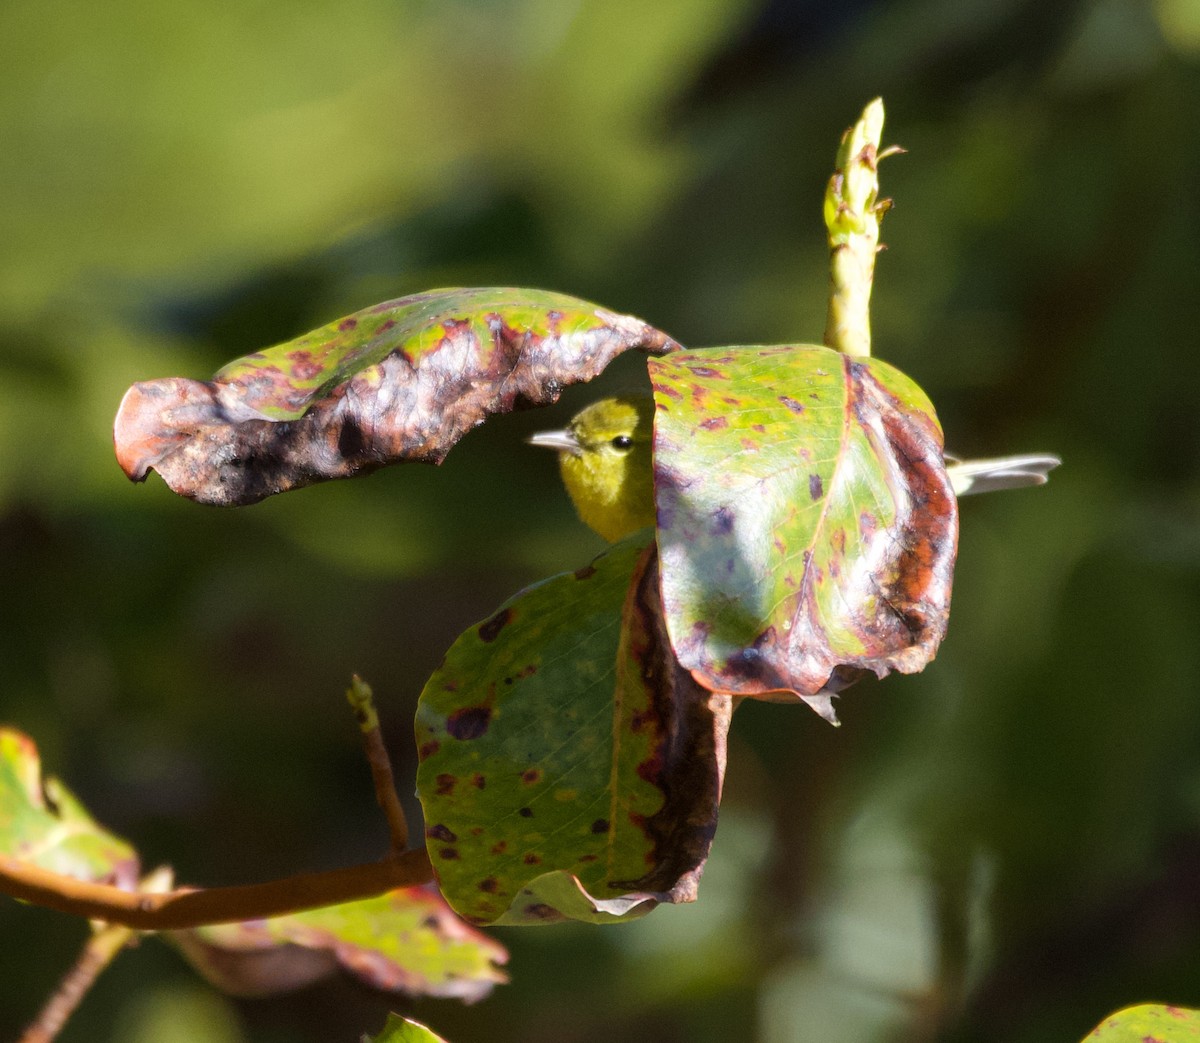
0, 680, 432, 934
823, 97, 900, 358
18, 867, 175, 1043
19, 921, 132, 1043
347, 675, 409, 852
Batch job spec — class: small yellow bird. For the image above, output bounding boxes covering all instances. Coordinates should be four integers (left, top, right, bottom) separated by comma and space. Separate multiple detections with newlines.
527, 396, 656, 543
530, 394, 1059, 542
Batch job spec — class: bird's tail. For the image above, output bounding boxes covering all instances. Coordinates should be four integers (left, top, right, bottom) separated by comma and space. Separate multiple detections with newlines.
945, 453, 1061, 497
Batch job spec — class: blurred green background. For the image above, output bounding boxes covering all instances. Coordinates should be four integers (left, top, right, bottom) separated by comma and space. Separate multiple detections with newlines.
2, 0, 1198, 1039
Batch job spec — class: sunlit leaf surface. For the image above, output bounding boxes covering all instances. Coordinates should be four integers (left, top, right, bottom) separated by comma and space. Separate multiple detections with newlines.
649, 345, 957, 719
1084, 1003, 1200, 1041
0, 727, 139, 887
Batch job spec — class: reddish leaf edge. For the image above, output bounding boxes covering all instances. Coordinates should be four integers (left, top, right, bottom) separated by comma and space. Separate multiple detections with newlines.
114, 287, 680, 506
649, 346, 957, 720
172, 883, 508, 1003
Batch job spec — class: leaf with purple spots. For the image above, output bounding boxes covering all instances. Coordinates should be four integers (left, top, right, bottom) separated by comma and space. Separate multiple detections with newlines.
172, 883, 507, 1002
115, 288, 679, 506
1083, 1003, 1200, 1042
649, 344, 957, 720
415, 536, 732, 926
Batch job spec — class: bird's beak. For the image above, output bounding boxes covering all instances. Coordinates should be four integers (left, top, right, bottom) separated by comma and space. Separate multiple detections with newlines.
527, 429, 582, 455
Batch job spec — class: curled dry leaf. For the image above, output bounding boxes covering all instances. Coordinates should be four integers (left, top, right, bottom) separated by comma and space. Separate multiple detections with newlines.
649, 344, 957, 720
173, 883, 507, 1003
415, 538, 732, 926
114, 288, 679, 506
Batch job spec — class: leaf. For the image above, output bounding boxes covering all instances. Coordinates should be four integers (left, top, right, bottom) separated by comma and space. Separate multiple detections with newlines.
0, 727, 139, 887
414, 537, 732, 926
114, 288, 679, 506
649, 345, 957, 719
363, 1014, 450, 1043
172, 884, 507, 1002
1083, 1003, 1200, 1041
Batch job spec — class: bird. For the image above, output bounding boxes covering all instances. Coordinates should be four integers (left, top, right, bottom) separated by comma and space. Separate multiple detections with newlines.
528, 396, 656, 543
944, 452, 1061, 497
530, 394, 1059, 542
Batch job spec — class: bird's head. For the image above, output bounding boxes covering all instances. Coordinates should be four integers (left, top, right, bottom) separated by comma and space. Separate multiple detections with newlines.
529, 395, 655, 543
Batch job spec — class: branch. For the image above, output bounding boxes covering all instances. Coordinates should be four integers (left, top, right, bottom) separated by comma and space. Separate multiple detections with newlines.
19, 868, 170, 1043
19, 922, 133, 1043
347, 675, 409, 852
0, 676, 435, 933
0, 849, 433, 932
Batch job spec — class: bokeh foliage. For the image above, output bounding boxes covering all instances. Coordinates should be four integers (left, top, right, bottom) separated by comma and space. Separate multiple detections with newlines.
1, 0, 1198, 1040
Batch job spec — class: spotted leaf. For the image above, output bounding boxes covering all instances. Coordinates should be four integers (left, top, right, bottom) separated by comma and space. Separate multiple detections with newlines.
115, 288, 679, 506
1083, 1003, 1200, 1041
173, 884, 507, 1002
415, 537, 732, 926
0, 727, 139, 887
649, 344, 957, 719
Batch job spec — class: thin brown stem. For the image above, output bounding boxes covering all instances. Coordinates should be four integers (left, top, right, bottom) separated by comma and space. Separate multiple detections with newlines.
1, 679, 432, 940
0, 848, 433, 932
347, 675, 410, 852
19, 922, 132, 1043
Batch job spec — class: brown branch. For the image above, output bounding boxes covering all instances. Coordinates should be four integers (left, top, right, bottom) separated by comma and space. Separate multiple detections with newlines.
1, 678, 433, 938
19, 922, 133, 1043
0, 849, 433, 932
347, 675, 409, 852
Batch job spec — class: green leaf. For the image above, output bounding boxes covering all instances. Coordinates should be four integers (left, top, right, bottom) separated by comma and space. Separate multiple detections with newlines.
114, 287, 678, 506
363, 1013, 450, 1043
0, 727, 139, 886
172, 884, 507, 1002
415, 537, 732, 926
1083, 1003, 1200, 1041
649, 345, 957, 720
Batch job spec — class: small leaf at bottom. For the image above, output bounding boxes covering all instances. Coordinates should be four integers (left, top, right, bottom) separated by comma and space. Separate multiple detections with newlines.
363, 1013, 450, 1043
173, 884, 507, 1002
1083, 1003, 1200, 1042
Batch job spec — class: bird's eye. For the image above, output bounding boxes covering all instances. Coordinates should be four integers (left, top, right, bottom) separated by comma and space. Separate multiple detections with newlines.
610, 435, 634, 450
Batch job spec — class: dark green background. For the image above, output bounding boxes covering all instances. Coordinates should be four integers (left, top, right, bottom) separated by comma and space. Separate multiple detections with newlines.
2, 0, 1198, 1039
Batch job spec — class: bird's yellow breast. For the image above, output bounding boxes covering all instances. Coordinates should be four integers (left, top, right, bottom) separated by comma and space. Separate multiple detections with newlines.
558, 441, 654, 543
534, 395, 656, 543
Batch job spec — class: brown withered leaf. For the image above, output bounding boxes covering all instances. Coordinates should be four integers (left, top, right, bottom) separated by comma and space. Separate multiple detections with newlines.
114, 288, 679, 506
